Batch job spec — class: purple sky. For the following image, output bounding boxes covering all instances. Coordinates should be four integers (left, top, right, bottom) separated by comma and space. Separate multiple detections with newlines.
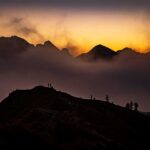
0, 0, 150, 10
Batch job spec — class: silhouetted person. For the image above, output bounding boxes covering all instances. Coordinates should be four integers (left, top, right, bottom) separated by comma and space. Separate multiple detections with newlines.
125, 103, 130, 109
90, 95, 93, 100
105, 94, 109, 102
49, 83, 52, 88
129, 101, 133, 110
134, 102, 139, 111
48, 83, 52, 88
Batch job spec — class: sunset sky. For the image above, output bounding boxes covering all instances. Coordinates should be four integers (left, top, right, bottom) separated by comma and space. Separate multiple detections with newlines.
0, 0, 150, 55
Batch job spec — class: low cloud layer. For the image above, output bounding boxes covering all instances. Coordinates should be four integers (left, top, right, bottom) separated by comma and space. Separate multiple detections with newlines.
0, 40, 150, 111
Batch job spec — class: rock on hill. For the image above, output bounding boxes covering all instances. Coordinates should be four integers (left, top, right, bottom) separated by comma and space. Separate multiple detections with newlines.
0, 86, 150, 150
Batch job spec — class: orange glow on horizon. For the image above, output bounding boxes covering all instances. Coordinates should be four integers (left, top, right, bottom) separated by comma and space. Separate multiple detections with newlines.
0, 8, 150, 55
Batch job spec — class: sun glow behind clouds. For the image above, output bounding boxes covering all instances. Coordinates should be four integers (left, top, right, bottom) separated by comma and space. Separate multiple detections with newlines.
0, 7, 150, 55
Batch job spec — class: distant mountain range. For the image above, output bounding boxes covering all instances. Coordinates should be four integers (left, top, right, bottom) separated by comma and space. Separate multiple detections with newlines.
0, 36, 145, 61
0, 86, 150, 149
0, 36, 71, 59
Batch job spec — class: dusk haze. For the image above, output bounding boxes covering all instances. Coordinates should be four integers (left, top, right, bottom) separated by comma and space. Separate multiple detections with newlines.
0, 0, 150, 150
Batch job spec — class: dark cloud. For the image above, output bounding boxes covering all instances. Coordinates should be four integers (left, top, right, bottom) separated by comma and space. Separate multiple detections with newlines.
0, 40, 150, 111
0, 0, 150, 11
4, 17, 44, 40
52, 16, 80, 55
65, 41, 80, 56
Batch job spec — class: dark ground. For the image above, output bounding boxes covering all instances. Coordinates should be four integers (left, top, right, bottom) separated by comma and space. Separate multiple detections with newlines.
0, 86, 150, 150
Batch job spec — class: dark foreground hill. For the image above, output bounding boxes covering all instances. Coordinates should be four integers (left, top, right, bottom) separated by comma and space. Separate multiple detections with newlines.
0, 86, 150, 150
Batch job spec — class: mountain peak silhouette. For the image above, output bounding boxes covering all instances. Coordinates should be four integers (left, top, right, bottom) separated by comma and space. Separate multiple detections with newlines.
0, 35, 148, 61
61, 48, 72, 56
78, 44, 117, 61
117, 47, 143, 57
118, 47, 134, 53
90, 44, 117, 56
36, 40, 59, 51
0, 36, 32, 59
44, 40, 55, 47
